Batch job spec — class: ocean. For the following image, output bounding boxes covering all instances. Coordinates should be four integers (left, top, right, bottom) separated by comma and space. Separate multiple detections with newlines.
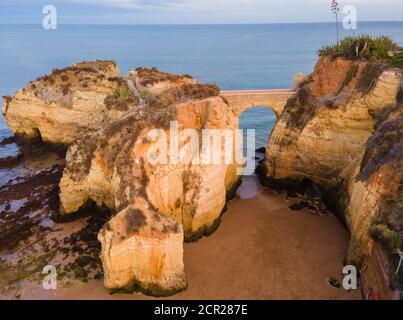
1, 22, 402, 148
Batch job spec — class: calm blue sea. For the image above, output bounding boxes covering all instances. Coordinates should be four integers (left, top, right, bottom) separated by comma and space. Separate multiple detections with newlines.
0, 22, 402, 148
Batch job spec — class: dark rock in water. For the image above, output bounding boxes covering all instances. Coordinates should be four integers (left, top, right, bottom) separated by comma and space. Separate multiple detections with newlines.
0, 138, 23, 168
289, 201, 310, 211
0, 164, 64, 251
0, 152, 23, 168
254, 147, 265, 163
0, 136, 16, 146
254, 162, 266, 176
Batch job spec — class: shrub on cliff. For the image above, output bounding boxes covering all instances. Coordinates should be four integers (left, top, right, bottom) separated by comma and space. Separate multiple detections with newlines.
390, 52, 403, 69
104, 83, 139, 111
136, 67, 193, 87
318, 35, 402, 68
369, 222, 400, 253
355, 63, 385, 94
283, 84, 319, 132
144, 83, 220, 109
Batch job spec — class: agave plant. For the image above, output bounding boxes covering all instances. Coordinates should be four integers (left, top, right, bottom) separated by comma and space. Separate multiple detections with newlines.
318, 35, 399, 61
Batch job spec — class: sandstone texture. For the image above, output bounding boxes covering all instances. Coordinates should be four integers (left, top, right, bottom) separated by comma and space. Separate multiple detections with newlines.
347, 106, 402, 267
2, 61, 131, 144
59, 79, 239, 240
3, 62, 241, 295
264, 55, 402, 279
6, 53, 401, 297
9, 64, 240, 294
98, 199, 186, 295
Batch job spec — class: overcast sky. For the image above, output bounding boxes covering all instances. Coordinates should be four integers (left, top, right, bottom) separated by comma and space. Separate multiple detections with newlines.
1, 0, 403, 24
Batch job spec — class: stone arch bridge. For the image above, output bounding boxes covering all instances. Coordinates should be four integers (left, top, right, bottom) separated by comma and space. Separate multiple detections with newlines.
220, 89, 295, 117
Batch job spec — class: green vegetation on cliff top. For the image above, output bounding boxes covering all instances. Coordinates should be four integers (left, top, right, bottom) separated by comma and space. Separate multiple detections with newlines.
319, 35, 403, 69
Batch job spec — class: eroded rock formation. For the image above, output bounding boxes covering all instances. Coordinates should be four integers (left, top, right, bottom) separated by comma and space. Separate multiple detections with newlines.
347, 105, 402, 267
263, 55, 402, 276
10, 63, 240, 294
3, 62, 241, 295
2, 61, 131, 144
59, 76, 239, 240
6, 53, 400, 297
98, 199, 186, 295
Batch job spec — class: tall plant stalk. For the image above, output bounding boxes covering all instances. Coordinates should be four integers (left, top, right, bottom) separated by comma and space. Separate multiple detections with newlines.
331, 0, 340, 45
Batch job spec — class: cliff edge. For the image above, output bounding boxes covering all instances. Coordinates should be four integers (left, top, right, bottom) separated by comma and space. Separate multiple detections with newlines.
262, 36, 403, 295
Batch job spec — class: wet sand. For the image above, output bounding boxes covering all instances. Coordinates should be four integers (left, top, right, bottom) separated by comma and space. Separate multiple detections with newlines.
10, 175, 361, 300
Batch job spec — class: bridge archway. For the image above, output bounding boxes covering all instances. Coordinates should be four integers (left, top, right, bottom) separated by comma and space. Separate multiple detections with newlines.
221, 89, 294, 118
221, 89, 294, 172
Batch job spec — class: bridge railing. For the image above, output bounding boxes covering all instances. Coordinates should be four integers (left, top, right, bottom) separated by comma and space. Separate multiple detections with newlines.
220, 89, 295, 95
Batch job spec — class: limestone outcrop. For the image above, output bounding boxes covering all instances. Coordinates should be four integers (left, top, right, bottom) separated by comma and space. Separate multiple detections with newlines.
60, 95, 239, 237
54, 66, 240, 294
3, 62, 241, 295
263, 55, 402, 272
347, 105, 402, 266
2, 61, 132, 144
98, 199, 186, 295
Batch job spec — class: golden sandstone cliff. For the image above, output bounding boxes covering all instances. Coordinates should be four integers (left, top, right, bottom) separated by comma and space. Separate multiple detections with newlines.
60, 83, 240, 294
2, 62, 241, 295
262, 54, 402, 285
2, 61, 126, 145
2, 46, 402, 296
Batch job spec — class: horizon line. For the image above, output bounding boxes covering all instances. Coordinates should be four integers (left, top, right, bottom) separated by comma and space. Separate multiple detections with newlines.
1, 20, 403, 26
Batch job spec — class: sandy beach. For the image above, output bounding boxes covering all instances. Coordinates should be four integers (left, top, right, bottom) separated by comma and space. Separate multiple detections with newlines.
4, 175, 361, 300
